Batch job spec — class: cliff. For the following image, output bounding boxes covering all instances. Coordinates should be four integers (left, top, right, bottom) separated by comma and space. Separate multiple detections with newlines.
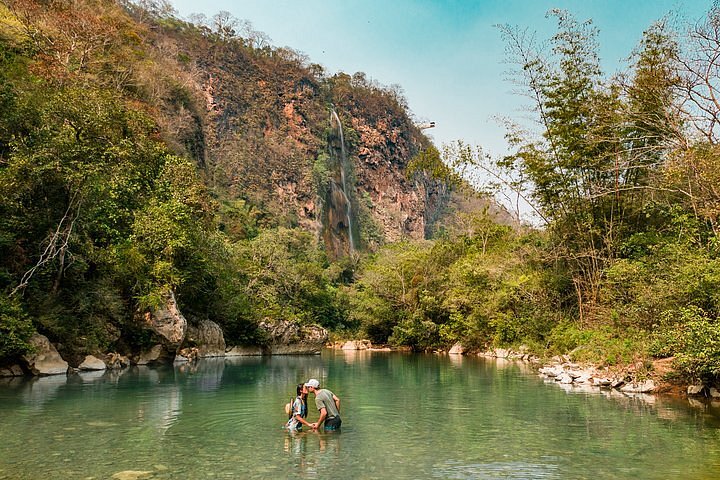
114, 6, 455, 255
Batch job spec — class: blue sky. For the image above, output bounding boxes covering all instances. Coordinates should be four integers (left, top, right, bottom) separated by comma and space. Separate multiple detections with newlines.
170, 0, 710, 156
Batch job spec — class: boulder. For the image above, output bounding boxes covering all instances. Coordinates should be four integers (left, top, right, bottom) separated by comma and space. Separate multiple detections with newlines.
139, 290, 187, 349
688, 384, 705, 396
448, 343, 464, 355
621, 380, 656, 393
225, 346, 263, 356
259, 319, 327, 355
593, 377, 613, 387
185, 319, 226, 358
105, 352, 130, 369
710, 387, 720, 399
135, 344, 167, 365
78, 355, 106, 371
556, 372, 574, 384
22, 334, 68, 376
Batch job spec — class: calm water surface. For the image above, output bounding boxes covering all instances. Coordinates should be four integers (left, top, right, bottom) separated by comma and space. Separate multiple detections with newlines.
1, 351, 719, 479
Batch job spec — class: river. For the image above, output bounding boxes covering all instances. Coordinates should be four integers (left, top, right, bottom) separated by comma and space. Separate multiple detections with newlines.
1, 350, 719, 479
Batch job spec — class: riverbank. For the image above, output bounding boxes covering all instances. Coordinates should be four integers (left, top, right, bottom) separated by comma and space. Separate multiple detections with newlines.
329, 339, 720, 404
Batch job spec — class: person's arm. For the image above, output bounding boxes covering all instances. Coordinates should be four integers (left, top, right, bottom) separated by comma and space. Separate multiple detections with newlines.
294, 412, 312, 427
332, 394, 340, 412
314, 407, 327, 430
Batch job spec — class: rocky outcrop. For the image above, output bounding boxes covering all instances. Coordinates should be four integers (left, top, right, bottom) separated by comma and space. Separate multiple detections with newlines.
259, 319, 327, 355
184, 319, 226, 358
449, 343, 464, 355
140, 290, 187, 349
78, 355, 106, 371
22, 334, 69, 376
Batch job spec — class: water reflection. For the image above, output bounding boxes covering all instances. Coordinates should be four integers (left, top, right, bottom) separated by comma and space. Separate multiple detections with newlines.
21, 374, 68, 409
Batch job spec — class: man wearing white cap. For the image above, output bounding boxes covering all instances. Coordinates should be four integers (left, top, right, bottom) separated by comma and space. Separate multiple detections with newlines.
304, 378, 341, 431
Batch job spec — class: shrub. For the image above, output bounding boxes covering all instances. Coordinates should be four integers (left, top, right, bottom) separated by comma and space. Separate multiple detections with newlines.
0, 295, 35, 361
651, 306, 720, 382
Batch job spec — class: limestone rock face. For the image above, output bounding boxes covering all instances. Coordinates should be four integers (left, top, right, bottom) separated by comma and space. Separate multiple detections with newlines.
448, 343, 464, 355
78, 355, 107, 371
259, 320, 327, 355
185, 319, 226, 358
143, 291, 187, 350
22, 334, 68, 376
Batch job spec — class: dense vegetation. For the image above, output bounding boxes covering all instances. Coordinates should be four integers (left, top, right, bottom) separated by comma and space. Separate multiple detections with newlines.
1, 1, 720, 386
349, 9, 720, 384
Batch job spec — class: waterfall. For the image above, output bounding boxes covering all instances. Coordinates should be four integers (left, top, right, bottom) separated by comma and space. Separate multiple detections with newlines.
331, 108, 356, 254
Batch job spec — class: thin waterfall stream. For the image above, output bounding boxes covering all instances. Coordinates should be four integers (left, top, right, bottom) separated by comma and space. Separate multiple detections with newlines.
331, 108, 355, 254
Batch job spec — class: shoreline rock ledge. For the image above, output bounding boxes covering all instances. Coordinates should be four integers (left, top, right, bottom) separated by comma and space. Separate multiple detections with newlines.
256, 319, 328, 355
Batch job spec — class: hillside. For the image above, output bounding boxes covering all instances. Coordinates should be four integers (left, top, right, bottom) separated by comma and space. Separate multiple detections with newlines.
0, 0, 510, 367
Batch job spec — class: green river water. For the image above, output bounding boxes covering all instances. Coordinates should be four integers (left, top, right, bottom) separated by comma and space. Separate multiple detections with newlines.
1, 350, 719, 479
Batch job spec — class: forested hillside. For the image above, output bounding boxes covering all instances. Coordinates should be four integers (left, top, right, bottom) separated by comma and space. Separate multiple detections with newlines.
0, 0, 486, 366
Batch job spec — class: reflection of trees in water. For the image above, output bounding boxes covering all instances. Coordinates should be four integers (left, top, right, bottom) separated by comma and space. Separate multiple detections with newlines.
222, 355, 326, 389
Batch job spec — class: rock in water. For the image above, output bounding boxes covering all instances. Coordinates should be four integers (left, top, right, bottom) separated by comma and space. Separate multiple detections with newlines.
621, 380, 656, 393
22, 334, 68, 376
688, 384, 704, 396
78, 355, 107, 371
111, 471, 153, 480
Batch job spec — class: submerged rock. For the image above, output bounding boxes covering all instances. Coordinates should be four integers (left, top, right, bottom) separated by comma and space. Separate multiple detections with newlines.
22, 334, 68, 376
111, 471, 153, 480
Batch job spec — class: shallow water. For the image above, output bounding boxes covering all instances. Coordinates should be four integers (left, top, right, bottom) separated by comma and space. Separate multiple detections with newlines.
1, 351, 719, 479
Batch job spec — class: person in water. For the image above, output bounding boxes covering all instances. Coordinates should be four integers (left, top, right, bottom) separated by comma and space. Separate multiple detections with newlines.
305, 378, 341, 431
285, 383, 312, 432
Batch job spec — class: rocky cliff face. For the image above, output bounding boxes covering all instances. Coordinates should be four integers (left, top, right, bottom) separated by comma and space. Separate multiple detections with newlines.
143, 19, 452, 256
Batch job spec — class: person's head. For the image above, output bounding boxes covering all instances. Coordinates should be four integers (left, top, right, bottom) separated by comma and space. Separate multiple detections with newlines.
296, 383, 308, 397
304, 378, 320, 393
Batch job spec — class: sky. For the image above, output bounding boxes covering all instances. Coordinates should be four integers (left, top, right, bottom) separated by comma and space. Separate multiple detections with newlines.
169, 0, 711, 158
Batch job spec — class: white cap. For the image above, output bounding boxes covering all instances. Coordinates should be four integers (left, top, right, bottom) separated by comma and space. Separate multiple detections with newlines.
304, 378, 320, 388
